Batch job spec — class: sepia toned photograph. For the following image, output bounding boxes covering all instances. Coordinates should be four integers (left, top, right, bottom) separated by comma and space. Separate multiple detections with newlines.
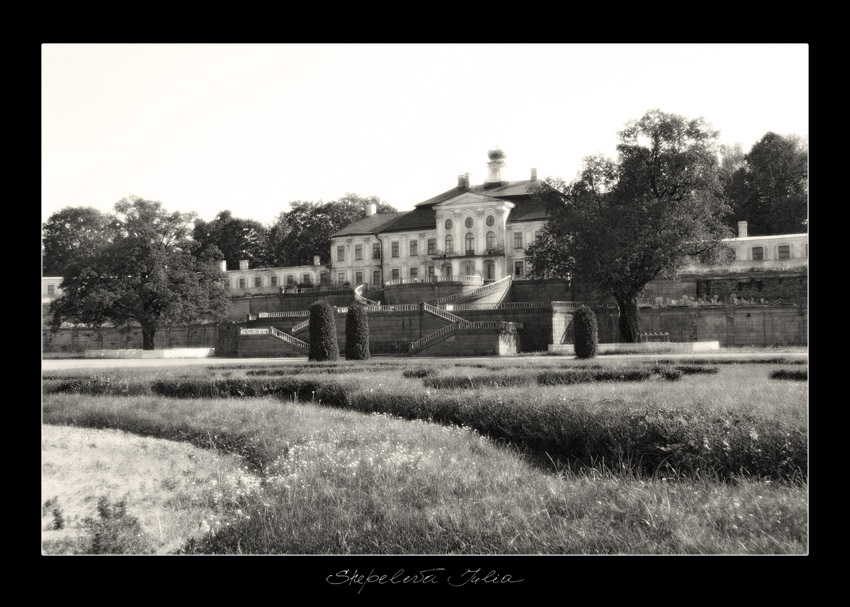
42, 44, 808, 564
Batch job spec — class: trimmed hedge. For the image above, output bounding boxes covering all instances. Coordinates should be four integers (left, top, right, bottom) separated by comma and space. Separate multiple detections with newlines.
573, 305, 598, 359
770, 369, 808, 381
422, 374, 532, 390
538, 368, 656, 385
345, 305, 370, 361
402, 368, 438, 379
674, 365, 720, 375
308, 299, 339, 362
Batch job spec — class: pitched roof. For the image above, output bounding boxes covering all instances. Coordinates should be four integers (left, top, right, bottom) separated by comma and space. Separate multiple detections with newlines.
332, 212, 407, 237
333, 179, 554, 237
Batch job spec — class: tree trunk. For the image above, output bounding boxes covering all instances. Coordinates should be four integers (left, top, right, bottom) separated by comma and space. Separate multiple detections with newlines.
614, 294, 640, 343
142, 324, 157, 350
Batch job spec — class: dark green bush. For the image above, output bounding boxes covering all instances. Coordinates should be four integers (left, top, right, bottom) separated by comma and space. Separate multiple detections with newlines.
423, 374, 531, 390
308, 299, 339, 362
345, 305, 370, 361
537, 368, 654, 385
573, 305, 598, 359
674, 365, 720, 375
402, 368, 437, 378
770, 369, 808, 381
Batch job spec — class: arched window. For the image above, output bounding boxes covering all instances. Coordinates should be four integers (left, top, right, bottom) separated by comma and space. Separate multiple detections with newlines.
445, 234, 454, 255
486, 231, 496, 250
465, 233, 474, 254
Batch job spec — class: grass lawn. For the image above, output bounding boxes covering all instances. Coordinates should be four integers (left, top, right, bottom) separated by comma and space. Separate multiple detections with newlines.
42, 354, 807, 554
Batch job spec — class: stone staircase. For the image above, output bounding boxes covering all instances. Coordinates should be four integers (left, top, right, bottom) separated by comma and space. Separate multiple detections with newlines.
430, 275, 512, 306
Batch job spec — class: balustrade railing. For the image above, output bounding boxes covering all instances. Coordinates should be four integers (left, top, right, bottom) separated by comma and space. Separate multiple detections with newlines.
240, 326, 308, 350
432, 275, 512, 305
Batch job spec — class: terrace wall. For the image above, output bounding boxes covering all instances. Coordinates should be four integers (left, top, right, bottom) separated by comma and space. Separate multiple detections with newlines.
504, 279, 572, 303
415, 327, 520, 357
591, 304, 807, 346
42, 323, 221, 354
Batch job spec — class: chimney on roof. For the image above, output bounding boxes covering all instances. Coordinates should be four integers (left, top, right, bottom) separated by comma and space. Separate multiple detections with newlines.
313, 255, 321, 266
366, 202, 377, 217
219, 260, 227, 272
485, 147, 506, 188
457, 173, 470, 189
738, 221, 748, 238
239, 259, 249, 270
530, 168, 537, 181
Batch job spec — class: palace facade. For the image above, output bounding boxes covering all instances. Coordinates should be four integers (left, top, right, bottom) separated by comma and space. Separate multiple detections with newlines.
329, 148, 549, 289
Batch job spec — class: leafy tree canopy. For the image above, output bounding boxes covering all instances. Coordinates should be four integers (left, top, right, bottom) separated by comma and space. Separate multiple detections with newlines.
193, 210, 270, 271
723, 132, 808, 236
267, 194, 396, 267
50, 196, 231, 349
42, 206, 117, 276
526, 110, 733, 342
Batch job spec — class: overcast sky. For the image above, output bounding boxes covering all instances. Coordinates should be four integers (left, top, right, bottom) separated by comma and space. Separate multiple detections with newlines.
42, 43, 808, 226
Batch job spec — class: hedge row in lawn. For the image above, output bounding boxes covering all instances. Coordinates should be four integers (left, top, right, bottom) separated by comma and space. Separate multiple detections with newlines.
770, 369, 808, 381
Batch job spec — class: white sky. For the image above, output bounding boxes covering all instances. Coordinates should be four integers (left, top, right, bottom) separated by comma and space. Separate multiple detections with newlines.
42, 43, 808, 226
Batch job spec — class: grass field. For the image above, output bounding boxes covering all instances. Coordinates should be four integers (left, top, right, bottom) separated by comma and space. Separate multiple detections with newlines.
41, 354, 807, 554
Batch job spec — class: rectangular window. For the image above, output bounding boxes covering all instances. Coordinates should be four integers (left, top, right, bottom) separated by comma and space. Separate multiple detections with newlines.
373, 270, 381, 285
534, 230, 541, 242
778, 245, 790, 260
514, 261, 525, 278
254, 276, 262, 287
337, 246, 345, 262
373, 243, 381, 259
286, 275, 295, 286
47, 284, 55, 296
354, 245, 362, 260
391, 242, 399, 258
410, 240, 418, 256
270, 275, 278, 287
428, 266, 435, 279
752, 247, 764, 261
302, 274, 312, 285
409, 267, 418, 279
391, 269, 400, 280
427, 238, 436, 255
337, 272, 345, 284
320, 272, 329, 285
239, 278, 247, 289
355, 271, 363, 284
514, 232, 523, 249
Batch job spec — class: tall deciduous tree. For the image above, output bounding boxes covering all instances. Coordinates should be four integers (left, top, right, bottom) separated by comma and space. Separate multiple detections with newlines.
724, 132, 808, 236
50, 197, 231, 349
527, 110, 733, 342
193, 210, 270, 270
42, 207, 117, 276
266, 194, 396, 267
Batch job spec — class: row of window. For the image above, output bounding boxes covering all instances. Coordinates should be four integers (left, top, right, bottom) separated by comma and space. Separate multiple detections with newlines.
743, 244, 806, 261
232, 274, 326, 289
336, 232, 541, 262
444, 216, 497, 230
337, 260, 529, 284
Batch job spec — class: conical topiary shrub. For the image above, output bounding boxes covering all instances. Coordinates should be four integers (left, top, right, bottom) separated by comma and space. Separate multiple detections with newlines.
345, 305, 370, 360
308, 299, 339, 361
573, 305, 598, 359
